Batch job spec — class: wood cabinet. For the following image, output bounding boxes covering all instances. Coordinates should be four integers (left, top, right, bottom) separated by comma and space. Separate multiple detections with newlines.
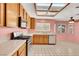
17, 43, 26, 56
0, 3, 5, 26
27, 14, 30, 28
24, 10, 27, 20
30, 18, 35, 29
12, 43, 26, 56
12, 52, 17, 56
32, 35, 48, 44
20, 4, 24, 19
6, 3, 19, 27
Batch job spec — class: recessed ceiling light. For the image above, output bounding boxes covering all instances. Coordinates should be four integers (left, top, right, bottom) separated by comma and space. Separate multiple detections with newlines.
36, 3, 50, 6
37, 11, 47, 15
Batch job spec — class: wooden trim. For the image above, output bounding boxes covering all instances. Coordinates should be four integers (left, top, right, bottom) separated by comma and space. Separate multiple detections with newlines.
36, 14, 55, 17
48, 3, 52, 11
18, 3, 20, 17
49, 11, 59, 12
54, 3, 70, 16
34, 3, 37, 15
4, 3, 6, 26
32, 43, 48, 45
48, 44, 56, 45
36, 10, 48, 12
22, 5, 24, 19
35, 3, 70, 17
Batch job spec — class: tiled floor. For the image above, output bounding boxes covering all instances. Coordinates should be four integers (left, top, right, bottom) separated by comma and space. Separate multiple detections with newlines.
28, 44, 79, 56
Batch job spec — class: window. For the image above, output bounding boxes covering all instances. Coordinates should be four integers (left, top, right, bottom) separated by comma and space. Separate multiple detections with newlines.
36, 23, 50, 31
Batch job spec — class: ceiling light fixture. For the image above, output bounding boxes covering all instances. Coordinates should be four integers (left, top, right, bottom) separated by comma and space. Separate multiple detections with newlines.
69, 17, 74, 23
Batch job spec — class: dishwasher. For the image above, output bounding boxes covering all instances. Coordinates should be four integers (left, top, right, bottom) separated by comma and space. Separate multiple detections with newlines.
48, 35, 56, 45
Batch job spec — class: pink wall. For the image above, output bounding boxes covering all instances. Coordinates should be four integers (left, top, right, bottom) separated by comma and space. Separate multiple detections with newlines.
0, 19, 79, 43
29, 19, 56, 32
56, 21, 79, 43
56, 21, 68, 40
0, 27, 28, 36
68, 22, 79, 43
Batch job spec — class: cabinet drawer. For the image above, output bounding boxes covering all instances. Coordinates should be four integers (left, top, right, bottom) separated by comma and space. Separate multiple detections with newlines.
18, 43, 26, 55
20, 48, 26, 56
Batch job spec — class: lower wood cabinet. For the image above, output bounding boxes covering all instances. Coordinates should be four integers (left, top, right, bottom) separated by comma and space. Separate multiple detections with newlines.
12, 52, 17, 56
12, 43, 26, 56
17, 43, 26, 56
32, 35, 48, 44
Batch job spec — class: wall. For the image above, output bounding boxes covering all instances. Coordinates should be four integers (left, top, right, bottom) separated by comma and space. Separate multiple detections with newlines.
0, 27, 28, 36
67, 22, 79, 43
56, 21, 68, 41
1, 19, 79, 43
29, 19, 56, 32
56, 21, 79, 43
0, 27, 28, 43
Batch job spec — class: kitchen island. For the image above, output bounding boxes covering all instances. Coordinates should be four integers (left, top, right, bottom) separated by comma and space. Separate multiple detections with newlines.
26, 32, 56, 45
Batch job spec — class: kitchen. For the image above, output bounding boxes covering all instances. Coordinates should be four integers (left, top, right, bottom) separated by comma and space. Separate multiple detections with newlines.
0, 3, 79, 56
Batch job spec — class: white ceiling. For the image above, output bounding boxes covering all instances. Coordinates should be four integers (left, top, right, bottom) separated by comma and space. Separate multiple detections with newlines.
22, 3, 79, 21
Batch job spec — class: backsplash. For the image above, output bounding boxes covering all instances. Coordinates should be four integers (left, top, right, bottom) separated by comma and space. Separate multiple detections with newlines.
0, 27, 28, 35
0, 34, 10, 44
0, 27, 28, 43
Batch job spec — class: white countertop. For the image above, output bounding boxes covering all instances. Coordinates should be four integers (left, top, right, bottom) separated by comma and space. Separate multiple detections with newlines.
23, 32, 56, 36
0, 40, 26, 56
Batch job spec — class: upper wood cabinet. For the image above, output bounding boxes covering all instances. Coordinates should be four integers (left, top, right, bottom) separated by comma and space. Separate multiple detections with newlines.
20, 4, 24, 19
24, 10, 27, 20
30, 18, 35, 29
6, 3, 19, 27
27, 14, 30, 28
0, 3, 5, 26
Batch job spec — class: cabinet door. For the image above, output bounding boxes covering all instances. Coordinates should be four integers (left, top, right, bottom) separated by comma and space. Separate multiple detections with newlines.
27, 15, 30, 28
20, 48, 26, 56
20, 4, 24, 19
18, 43, 26, 56
32, 35, 37, 44
24, 10, 27, 20
30, 18, 35, 29
32, 35, 48, 44
43, 35, 48, 44
6, 3, 19, 27
0, 3, 5, 26
39, 35, 43, 44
